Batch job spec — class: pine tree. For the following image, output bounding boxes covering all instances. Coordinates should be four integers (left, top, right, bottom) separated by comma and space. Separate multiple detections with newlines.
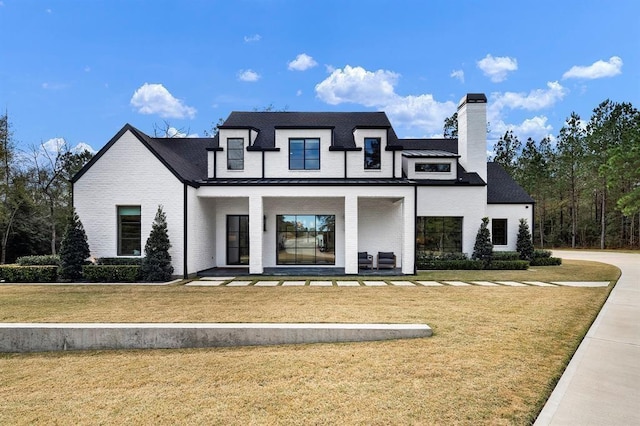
516, 218, 534, 261
472, 217, 493, 268
59, 209, 90, 280
141, 205, 173, 281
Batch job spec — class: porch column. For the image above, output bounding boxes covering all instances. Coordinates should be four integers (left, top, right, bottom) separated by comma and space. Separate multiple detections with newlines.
402, 194, 416, 274
344, 195, 358, 274
249, 195, 264, 274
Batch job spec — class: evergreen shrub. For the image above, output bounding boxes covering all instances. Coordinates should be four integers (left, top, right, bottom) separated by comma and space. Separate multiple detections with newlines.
486, 260, 530, 270
492, 251, 520, 261
16, 255, 60, 266
82, 265, 140, 282
140, 206, 174, 281
0, 265, 58, 282
59, 210, 90, 280
530, 257, 562, 266
97, 257, 143, 266
516, 218, 535, 260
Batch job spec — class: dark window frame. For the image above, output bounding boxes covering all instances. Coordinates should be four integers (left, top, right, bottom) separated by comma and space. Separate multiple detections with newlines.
492, 218, 508, 246
289, 138, 320, 170
415, 163, 451, 173
276, 214, 335, 265
364, 137, 381, 170
117, 205, 141, 256
227, 138, 244, 170
416, 216, 463, 253
227, 215, 249, 265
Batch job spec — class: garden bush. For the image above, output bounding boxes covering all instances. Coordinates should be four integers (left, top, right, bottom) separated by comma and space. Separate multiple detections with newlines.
486, 260, 530, 270
530, 257, 562, 266
533, 249, 552, 259
97, 257, 143, 266
16, 255, 60, 266
492, 251, 520, 261
0, 265, 58, 282
82, 265, 141, 282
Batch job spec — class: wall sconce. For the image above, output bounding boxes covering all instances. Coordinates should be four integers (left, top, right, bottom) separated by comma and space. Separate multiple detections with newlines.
263, 215, 267, 232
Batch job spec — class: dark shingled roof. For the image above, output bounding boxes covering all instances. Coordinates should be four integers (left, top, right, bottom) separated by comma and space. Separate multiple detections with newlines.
487, 162, 535, 204
398, 138, 458, 154
219, 111, 401, 149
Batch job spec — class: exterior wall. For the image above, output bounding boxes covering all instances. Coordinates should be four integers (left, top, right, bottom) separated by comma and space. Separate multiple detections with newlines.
403, 157, 458, 180
213, 197, 249, 267
457, 97, 487, 181
348, 128, 394, 178
416, 186, 487, 256
217, 128, 262, 178
487, 203, 534, 252
358, 198, 404, 268
73, 130, 185, 276
266, 129, 338, 178
187, 191, 216, 273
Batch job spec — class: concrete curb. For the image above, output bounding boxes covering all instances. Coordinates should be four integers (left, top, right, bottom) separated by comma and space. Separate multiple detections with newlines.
0, 323, 433, 353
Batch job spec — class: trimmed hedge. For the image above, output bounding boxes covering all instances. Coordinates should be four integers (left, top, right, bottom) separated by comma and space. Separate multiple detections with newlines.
530, 257, 562, 266
418, 259, 483, 270
96, 257, 143, 266
16, 255, 60, 266
486, 260, 530, 270
0, 265, 58, 282
492, 251, 520, 261
533, 250, 552, 259
82, 265, 141, 282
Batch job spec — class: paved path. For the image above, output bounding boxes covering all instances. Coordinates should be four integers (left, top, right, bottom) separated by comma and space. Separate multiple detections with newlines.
535, 250, 640, 426
187, 279, 609, 287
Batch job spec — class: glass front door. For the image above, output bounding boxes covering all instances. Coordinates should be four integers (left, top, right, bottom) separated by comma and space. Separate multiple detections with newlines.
227, 215, 249, 265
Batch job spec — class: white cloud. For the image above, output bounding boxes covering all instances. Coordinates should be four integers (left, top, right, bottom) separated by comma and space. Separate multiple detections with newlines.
244, 34, 261, 43
562, 56, 623, 80
130, 83, 197, 119
315, 65, 399, 107
489, 116, 554, 142
450, 69, 464, 83
288, 53, 318, 71
237, 69, 260, 82
315, 65, 455, 134
477, 54, 518, 82
490, 81, 567, 113
73, 142, 97, 154
165, 127, 199, 138
325, 64, 336, 73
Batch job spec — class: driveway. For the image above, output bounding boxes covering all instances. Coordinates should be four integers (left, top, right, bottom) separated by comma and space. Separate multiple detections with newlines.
535, 250, 640, 425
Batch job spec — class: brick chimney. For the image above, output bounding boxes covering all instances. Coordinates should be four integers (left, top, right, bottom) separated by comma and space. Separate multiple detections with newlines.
457, 93, 487, 182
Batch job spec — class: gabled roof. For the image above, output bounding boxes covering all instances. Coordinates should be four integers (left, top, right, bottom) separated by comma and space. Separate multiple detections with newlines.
487, 162, 535, 204
219, 111, 401, 149
72, 124, 213, 186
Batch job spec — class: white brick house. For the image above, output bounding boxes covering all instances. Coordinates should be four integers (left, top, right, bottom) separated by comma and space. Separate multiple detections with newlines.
73, 93, 534, 277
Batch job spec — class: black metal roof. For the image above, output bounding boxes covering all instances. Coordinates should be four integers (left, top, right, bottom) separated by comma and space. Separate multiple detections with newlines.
398, 138, 458, 154
219, 111, 401, 149
487, 162, 535, 204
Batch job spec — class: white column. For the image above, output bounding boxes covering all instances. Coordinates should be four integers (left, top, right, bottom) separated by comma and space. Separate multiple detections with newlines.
402, 194, 416, 274
344, 195, 359, 274
249, 195, 264, 274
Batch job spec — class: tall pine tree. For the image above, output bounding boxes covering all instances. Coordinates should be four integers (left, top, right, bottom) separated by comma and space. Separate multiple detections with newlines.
141, 205, 173, 281
59, 209, 90, 280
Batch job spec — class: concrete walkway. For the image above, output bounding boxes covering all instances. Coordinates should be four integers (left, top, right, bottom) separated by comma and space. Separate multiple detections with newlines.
535, 250, 640, 425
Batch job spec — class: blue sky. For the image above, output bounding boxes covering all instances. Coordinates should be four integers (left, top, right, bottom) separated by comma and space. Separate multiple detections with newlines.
1, 0, 638, 154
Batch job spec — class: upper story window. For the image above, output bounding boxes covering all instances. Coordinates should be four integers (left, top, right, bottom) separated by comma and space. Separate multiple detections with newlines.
415, 163, 451, 173
364, 138, 381, 169
227, 138, 244, 170
289, 138, 320, 170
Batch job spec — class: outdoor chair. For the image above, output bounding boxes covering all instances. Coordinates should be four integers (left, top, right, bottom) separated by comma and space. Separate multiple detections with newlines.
377, 252, 396, 269
358, 251, 374, 269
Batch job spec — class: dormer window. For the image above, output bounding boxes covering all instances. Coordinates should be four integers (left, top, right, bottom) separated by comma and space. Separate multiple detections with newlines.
289, 138, 320, 170
364, 138, 381, 169
415, 163, 451, 173
227, 138, 244, 170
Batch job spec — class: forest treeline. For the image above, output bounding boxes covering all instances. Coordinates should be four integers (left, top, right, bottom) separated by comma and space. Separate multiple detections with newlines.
473, 99, 639, 249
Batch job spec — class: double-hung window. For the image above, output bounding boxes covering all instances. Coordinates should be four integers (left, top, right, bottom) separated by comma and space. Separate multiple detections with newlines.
364, 137, 381, 169
289, 138, 320, 170
118, 206, 141, 256
227, 138, 244, 170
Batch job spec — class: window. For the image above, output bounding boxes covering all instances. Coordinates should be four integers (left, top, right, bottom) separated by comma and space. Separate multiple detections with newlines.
227, 138, 244, 170
415, 163, 451, 173
364, 137, 381, 169
277, 215, 335, 264
416, 216, 463, 253
227, 215, 249, 265
289, 138, 320, 170
118, 206, 141, 256
492, 219, 508, 245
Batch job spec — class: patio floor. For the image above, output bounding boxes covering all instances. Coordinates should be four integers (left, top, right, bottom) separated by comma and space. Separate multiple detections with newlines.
197, 267, 403, 277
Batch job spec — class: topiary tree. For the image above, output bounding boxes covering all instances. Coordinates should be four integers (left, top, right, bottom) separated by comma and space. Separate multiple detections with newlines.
59, 209, 90, 280
141, 205, 173, 281
516, 218, 534, 261
472, 217, 493, 268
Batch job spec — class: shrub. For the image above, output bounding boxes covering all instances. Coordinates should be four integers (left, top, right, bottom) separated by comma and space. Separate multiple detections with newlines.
59, 210, 90, 280
97, 257, 143, 266
486, 260, 530, 270
533, 249, 552, 259
428, 260, 483, 270
0, 265, 58, 282
472, 217, 493, 268
141, 206, 174, 281
516, 218, 534, 260
82, 265, 141, 282
530, 257, 562, 266
492, 251, 520, 261
16, 255, 60, 266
